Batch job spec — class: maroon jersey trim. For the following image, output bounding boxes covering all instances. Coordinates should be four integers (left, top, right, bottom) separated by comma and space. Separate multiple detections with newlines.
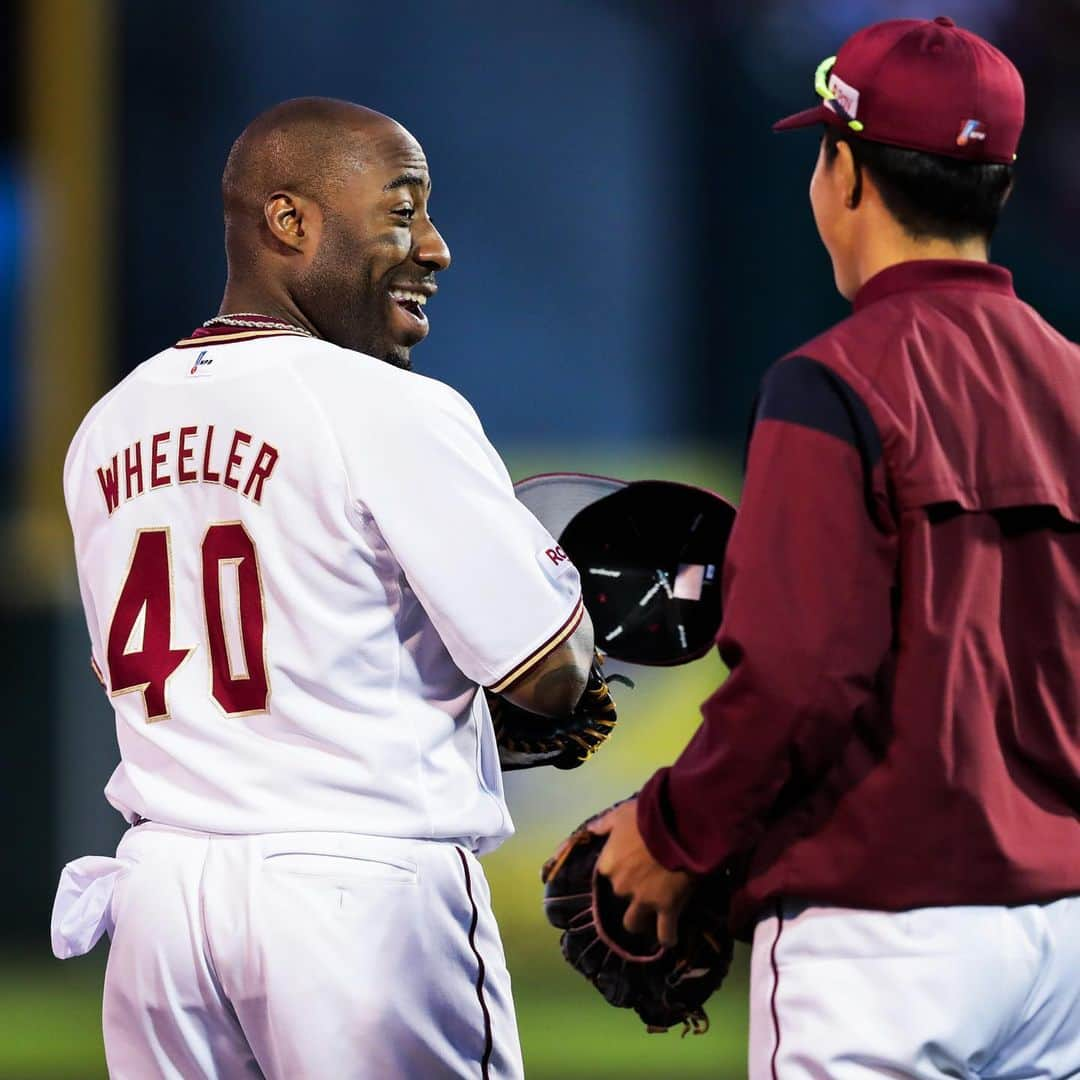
174, 327, 310, 349
487, 594, 585, 694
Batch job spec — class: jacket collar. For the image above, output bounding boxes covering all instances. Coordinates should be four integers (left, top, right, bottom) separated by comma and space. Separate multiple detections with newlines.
853, 259, 1015, 313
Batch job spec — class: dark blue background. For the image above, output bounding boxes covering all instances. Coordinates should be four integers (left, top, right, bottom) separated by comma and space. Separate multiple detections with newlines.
112, 1, 1080, 454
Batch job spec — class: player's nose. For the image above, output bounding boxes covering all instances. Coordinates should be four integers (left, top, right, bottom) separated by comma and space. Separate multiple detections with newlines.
415, 221, 451, 272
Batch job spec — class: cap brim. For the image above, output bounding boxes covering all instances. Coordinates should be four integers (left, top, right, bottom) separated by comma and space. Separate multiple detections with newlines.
514, 472, 627, 542
773, 104, 833, 132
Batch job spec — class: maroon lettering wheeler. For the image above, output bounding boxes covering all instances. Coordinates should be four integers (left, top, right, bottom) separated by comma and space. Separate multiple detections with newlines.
95, 426, 281, 515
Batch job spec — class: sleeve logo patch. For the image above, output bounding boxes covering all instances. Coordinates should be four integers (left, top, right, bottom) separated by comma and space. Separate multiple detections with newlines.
537, 543, 575, 579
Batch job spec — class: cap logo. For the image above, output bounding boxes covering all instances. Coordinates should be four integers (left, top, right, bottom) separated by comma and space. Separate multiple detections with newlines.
956, 118, 987, 146
827, 73, 860, 122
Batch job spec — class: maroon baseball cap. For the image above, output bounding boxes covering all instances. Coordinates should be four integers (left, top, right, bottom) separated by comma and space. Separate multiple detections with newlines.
773, 16, 1024, 163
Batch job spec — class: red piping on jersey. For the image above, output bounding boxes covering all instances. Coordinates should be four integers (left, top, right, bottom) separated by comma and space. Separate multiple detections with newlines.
456, 847, 494, 1079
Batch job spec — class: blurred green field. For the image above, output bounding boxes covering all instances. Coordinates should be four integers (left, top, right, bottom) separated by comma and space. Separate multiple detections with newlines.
0, 947, 747, 1080
511, 950, 749, 1079
5, 446, 745, 1079
0, 946, 748, 1080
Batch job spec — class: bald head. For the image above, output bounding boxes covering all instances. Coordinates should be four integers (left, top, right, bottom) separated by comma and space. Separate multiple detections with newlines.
222, 97, 407, 251
216, 97, 450, 366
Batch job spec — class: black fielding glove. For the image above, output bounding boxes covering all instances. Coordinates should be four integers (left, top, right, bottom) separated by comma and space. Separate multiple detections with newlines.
541, 803, 734, 1033
487, 653, 628, 771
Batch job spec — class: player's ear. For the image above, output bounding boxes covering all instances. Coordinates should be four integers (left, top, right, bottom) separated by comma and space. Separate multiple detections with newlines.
832, 139, 862, 211
264, 191, 321, 253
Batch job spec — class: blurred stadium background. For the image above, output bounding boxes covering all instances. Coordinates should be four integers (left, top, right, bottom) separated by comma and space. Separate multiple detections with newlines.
3, 1, 1079, 1076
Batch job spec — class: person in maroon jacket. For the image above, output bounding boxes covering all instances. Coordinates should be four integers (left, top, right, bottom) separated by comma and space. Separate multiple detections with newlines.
594, 16, 1080, 1077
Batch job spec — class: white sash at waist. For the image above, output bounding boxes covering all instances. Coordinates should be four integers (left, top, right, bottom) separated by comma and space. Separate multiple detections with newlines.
50, 855, 132, 959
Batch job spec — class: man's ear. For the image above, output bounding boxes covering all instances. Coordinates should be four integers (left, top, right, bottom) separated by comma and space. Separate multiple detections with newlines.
264, 191, 321, 253
832, 139, 862, 210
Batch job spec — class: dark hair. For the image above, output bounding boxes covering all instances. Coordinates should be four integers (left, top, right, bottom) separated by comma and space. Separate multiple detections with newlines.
822, 126, 1014, 243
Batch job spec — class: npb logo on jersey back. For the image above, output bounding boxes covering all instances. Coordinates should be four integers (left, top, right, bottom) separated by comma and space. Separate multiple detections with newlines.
189, 350, 214, 377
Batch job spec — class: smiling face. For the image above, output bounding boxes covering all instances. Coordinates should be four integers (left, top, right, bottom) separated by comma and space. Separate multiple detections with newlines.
297, 121, 451, 368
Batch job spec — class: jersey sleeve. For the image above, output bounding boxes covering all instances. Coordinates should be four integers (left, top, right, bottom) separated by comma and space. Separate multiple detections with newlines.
63, 420, 109, 689
637, 356, 898, 874
341, 373, 582, 689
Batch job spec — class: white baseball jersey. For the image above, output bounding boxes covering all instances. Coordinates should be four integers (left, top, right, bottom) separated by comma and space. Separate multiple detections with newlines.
64, 324, 583, 852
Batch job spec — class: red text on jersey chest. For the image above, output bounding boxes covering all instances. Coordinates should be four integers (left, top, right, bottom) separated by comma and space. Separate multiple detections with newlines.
95, 426, 279, 515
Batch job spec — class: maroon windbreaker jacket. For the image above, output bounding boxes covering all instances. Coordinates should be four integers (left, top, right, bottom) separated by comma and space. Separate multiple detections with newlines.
638, 259, 1080, 938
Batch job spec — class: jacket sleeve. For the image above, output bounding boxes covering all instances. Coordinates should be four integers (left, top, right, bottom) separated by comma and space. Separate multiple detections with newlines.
637, 355, 898, 874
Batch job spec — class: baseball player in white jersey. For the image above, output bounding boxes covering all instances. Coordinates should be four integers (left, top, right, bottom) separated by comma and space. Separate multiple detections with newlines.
51, 98, 602, 1079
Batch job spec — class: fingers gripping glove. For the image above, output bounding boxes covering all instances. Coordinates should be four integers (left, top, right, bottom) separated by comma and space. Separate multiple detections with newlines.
486, 654, 628, 771
540, 805, 733, 1034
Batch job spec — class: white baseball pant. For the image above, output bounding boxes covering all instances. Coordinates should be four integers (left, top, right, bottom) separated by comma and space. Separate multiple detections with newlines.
52, 824, 524, 1079
750, 896, 1080, 1079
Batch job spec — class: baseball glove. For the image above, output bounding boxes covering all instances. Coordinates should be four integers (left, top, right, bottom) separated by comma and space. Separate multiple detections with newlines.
541, 805, 733, 1034
486, 653, 628, 771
